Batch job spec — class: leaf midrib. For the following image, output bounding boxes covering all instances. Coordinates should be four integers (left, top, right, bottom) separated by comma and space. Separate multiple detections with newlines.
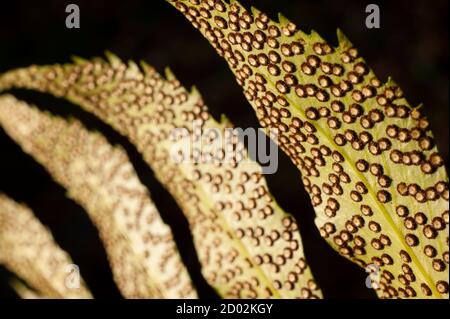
259, 71, 442, 298
174, 137, 284, 299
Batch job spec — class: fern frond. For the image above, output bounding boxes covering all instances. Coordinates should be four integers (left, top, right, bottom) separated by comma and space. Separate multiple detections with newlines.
0, 193, 92, 298
164, 0, 450, 298
0, 95, 196, 299
0, 56, 321, 298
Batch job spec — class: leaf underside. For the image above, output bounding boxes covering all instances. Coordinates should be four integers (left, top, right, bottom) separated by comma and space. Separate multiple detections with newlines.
0, 95, 196, 299
165, 0, 449, 298
0, 194, 92, 299
0, 55, 322, 298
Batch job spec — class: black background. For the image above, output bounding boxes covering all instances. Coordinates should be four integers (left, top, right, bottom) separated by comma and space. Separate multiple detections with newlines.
0, 0, 448, 299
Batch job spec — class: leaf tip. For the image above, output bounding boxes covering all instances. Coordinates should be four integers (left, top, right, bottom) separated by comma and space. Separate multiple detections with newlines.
164, 67, 176, 81
250, 6, 260, 16
220, 113, 233, 128
336, 28, 353, 49
190, 85, 200, 97
277, 12, 290, 25
140, 60, 156, 75
104, 51, 122, 67
71, 55, 87, 65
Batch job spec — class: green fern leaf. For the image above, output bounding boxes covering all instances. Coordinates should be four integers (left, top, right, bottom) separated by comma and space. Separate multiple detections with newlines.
0, 95, 196, 299
165, 0, 449, 298
0, 193, 92, 298
0, 56, 321, 298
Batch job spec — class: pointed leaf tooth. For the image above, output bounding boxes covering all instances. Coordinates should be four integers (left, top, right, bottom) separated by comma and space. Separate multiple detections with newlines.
105, 50, 123, 68
278, 13, 291, 25
250, 6, 260, 16
164, 67, 177, 81
336, 28, 353, 49
140, 60, 157, 76
71, 55, 88, 64
189, 84, 201, 98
